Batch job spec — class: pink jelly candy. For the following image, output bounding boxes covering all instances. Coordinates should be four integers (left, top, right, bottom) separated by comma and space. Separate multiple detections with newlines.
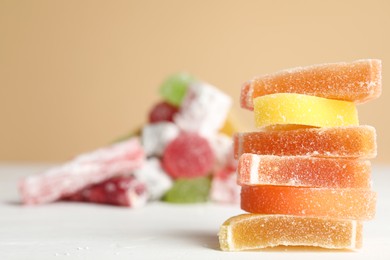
210, 167, 240, 204
162, 132, 215, 179
64, 176, 148, 207
208, 133, 235, 169
149, 101, 179, 123
20, 138, 145, 205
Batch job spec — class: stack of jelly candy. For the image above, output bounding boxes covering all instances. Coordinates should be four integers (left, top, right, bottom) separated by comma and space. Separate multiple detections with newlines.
219, 59, 382, 251
20, 74, 240, 207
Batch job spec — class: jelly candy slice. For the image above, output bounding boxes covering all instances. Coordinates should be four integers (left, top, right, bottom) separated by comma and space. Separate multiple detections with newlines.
219, 214, 363, 251
141, 122, 179, 157
64, 176, 147, 207
241, 59, 382, 110
234, 126, 377, 159
162, 132, 215, 179
163, 177, 211, 203
149, 101, 179, 123
159, 73, 195, 106
133, 157, 172, 200
241, 186, 376, 220
254, 93, 358, 128
174, 81, 232, 137
238, 154, 371, 188
19, 138, 145, 205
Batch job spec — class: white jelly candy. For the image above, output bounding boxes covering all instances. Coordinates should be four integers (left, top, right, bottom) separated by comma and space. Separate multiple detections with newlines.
133, 157, 172, 200
141, 122, 180, 157
174, 82, 232, 137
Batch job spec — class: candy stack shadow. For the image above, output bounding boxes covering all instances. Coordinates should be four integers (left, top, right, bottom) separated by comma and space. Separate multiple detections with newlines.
219, 59, 382, 251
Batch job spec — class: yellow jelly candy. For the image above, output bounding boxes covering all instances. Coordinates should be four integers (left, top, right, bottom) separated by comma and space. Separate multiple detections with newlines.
254, 93, 359, 128
220, 111, 242, 136
219, 214, 363, 251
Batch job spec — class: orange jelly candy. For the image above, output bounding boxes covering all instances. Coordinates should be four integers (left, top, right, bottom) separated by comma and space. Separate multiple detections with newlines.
234, 125, 376, 159
241, 59, 382, 110
237, 154, 371, 188
241, 186, 376, 220
219, 214, 363, 251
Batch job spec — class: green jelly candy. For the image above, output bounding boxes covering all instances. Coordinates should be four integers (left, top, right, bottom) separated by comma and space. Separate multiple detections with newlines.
159, 73, 196, 106
163, 177, 211, 203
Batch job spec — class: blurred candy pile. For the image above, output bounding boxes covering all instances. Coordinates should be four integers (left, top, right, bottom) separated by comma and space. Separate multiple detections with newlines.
19, 74, 240, 207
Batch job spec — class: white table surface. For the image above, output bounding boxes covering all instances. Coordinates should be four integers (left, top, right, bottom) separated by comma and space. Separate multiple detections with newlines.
0, 164, 389, 260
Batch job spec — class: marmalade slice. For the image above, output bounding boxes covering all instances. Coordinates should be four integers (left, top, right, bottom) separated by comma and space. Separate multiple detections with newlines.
253, 93, 358, 128
241, 59, 382, 110
241, 186, 376, 220
237, 154, 371, 188
219, 214, 363, 251
234, 125, 376, 159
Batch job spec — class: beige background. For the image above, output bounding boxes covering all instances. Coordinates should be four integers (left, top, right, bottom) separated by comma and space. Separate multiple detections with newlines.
0, 0, 388, 163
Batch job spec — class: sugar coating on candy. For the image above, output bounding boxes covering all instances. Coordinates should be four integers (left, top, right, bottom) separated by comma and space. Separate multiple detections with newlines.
219, 214, 363, 251
174, 82, 232, 137
133, 157, 172, 200
163, 177, 211, 203
64, 176, 148, 207
141, 122, 179, 157
238, 154, 371, 188
148, 101, 179, 123
241, 186, 376, 220
234, 125, 377, 159
210, 167, 240, 204
241, 59, 382, 110
254, 93, 359, 128
159, 73, 196, 106
162, 132, 215, 179
73, 138, 143, 164
19, 138, 145, 205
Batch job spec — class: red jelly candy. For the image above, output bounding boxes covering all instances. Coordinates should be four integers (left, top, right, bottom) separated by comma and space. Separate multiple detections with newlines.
64, 176, 147, 207
149, 101, 179, 123
162, 132, 215, 179
20, 138, 145, 205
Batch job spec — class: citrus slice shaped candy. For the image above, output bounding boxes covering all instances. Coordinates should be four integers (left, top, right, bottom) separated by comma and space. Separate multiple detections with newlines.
253, 93, 358, 128
241, 59, 382, 110
241, 186, 376, 220
234, 126, 376, 159
219, 214, 363, 251
237, 154, 371, 188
